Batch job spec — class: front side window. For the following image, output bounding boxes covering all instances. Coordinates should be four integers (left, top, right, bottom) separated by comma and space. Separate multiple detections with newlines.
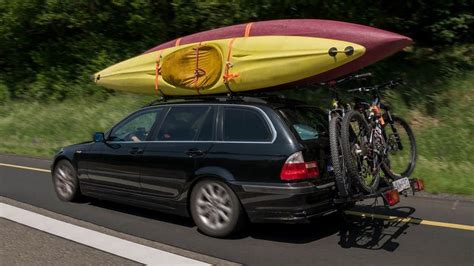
155, 106, 214, 141
109, 108, 162, 142
223, 107, 272, 142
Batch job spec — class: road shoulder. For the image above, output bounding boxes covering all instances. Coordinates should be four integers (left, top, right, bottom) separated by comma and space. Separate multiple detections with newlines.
0, 196, 239, 266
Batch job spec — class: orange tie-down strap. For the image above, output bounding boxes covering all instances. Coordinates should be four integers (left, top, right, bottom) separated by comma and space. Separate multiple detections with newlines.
223, 38, 240, 84
154, 51, 163, 96
193, 43, 204, 92
244, 23, 253, 37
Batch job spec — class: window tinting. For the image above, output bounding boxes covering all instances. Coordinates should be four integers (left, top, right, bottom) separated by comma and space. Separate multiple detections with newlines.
223, 107, 271, 142
109, 109, 162, 142
156, 106, 213, 141
279, 107, 328, 141
197, 108, 215, 141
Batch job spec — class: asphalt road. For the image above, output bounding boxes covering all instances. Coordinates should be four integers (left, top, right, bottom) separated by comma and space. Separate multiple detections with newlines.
1, 154, 473, 265
0, 218, 140, 266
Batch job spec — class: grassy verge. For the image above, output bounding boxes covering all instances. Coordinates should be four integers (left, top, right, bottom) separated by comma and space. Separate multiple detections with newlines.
0, 93, 153, 157
388, 74, 474, 195
0, 74, 472, 195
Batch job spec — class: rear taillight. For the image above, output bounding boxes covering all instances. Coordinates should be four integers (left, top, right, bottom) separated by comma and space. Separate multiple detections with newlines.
280, 151, 319, 181
384, 189, 400, 206
413, 179, 425, 191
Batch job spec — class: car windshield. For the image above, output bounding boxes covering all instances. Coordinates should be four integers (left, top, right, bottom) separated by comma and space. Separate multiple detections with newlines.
279, 106, 328, 141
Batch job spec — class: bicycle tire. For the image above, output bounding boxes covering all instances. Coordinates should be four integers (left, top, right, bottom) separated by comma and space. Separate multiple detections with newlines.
341, 110, 380, 193
381, 115, 417, 180
329, 114, 350, 197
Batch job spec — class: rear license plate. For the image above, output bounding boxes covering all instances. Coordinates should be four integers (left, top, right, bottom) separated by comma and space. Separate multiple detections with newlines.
392, 177, 411, 192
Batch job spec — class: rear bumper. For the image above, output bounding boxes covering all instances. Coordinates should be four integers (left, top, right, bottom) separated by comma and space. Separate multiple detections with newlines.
232, 181, 337, 223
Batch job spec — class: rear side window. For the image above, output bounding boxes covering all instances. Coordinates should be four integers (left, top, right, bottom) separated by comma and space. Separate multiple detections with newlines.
155, 106, 214, 141
279, 107, 328, 141
223, 107, 272, 142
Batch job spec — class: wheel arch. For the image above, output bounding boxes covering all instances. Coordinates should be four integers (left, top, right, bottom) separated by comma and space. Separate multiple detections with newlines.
185, 166, 244, 218
52, 155, 75, 173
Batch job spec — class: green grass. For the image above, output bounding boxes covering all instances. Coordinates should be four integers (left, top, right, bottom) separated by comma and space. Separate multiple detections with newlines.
0, 73, 472, 195
0, 93, 153, 157
398, 75, 474, 195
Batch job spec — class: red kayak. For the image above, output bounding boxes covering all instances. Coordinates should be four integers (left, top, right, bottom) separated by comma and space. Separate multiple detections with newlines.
145, 19, 412, 85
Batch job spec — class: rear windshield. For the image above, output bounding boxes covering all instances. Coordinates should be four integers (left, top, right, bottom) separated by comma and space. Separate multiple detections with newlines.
278, 106, 328, 141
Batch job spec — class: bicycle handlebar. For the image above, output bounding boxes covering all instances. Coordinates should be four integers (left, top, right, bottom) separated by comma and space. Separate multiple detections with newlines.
353, 73, 373, 79
347, 78, 403, 93
320, 72, 373, 86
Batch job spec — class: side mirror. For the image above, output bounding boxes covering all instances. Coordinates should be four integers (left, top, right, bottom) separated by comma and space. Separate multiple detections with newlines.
93, 132, 105, 143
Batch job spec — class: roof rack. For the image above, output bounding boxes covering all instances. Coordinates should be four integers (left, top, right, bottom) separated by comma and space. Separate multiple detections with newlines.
142, 92, 296, 107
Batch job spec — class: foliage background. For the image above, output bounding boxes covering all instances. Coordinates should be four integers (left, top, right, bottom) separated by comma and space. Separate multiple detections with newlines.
0, 0, 473, 194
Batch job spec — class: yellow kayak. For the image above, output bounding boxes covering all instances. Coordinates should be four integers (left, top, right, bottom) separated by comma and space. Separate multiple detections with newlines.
93, 36, 365, 96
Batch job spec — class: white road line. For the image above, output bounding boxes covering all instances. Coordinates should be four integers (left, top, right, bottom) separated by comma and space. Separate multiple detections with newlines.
0, 203, 209, 266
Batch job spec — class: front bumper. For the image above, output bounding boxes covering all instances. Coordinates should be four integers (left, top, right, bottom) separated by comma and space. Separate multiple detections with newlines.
232, 180, 337, 223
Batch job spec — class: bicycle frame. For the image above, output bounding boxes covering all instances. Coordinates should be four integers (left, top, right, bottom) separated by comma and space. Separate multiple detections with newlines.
352, 80, 405, 153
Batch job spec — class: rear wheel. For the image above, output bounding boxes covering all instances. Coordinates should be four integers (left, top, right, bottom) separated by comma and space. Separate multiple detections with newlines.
381, 115, 417, 180
329, 114, 350, 197
52, 160, 81, 202
190, 179, 245, 238
341, 111, 380, 193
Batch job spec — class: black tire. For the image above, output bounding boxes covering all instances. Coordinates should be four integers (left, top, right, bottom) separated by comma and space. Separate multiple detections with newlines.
329, 114, 350, 197
52, 160, 81, 202
341, 110, 380, 193
190, 179, 245, 238
381, 115, 417, 180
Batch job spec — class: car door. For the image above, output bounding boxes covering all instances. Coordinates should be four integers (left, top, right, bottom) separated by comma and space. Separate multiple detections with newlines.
140, 105, 216, 198
204, 105, 284, 183
87, 107, 164, 193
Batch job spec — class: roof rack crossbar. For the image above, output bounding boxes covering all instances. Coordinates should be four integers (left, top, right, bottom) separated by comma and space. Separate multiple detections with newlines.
143, 91, 287, 107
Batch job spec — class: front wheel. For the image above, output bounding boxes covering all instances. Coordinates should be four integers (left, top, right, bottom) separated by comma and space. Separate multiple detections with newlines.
381, 115, 417, 180
190, 179, 245, 238
52, 160, 82, 202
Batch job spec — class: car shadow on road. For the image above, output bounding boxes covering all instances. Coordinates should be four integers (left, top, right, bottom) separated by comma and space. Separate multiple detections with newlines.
246, 204, 418, 249
85, 197, 418, 249
338, 205, 417, 252
86, 197, 343, 242
87, 198, 195, 227
244, 212, 342, 243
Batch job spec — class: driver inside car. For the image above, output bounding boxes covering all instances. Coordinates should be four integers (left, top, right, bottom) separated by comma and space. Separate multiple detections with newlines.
130, 127, 147, 142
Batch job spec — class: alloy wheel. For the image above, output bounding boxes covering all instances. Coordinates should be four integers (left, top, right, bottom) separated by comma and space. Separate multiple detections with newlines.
195, 183, 233, 230
54, 163, 76, 199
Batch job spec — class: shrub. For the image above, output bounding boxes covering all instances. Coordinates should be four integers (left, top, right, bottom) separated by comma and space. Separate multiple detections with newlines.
0, 83, 10, 104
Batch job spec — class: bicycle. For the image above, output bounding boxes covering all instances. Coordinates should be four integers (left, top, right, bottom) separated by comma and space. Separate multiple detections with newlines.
321, 73, 372, 197
341, 79, 417, 193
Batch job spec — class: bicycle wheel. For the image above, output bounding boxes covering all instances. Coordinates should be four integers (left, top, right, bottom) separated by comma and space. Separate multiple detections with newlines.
341, 110, 380, 193
381, 115, 417, 180
329, 114, 350, 197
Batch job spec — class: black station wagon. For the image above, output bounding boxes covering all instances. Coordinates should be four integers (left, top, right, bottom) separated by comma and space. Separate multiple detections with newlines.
52, 96, 338, 237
